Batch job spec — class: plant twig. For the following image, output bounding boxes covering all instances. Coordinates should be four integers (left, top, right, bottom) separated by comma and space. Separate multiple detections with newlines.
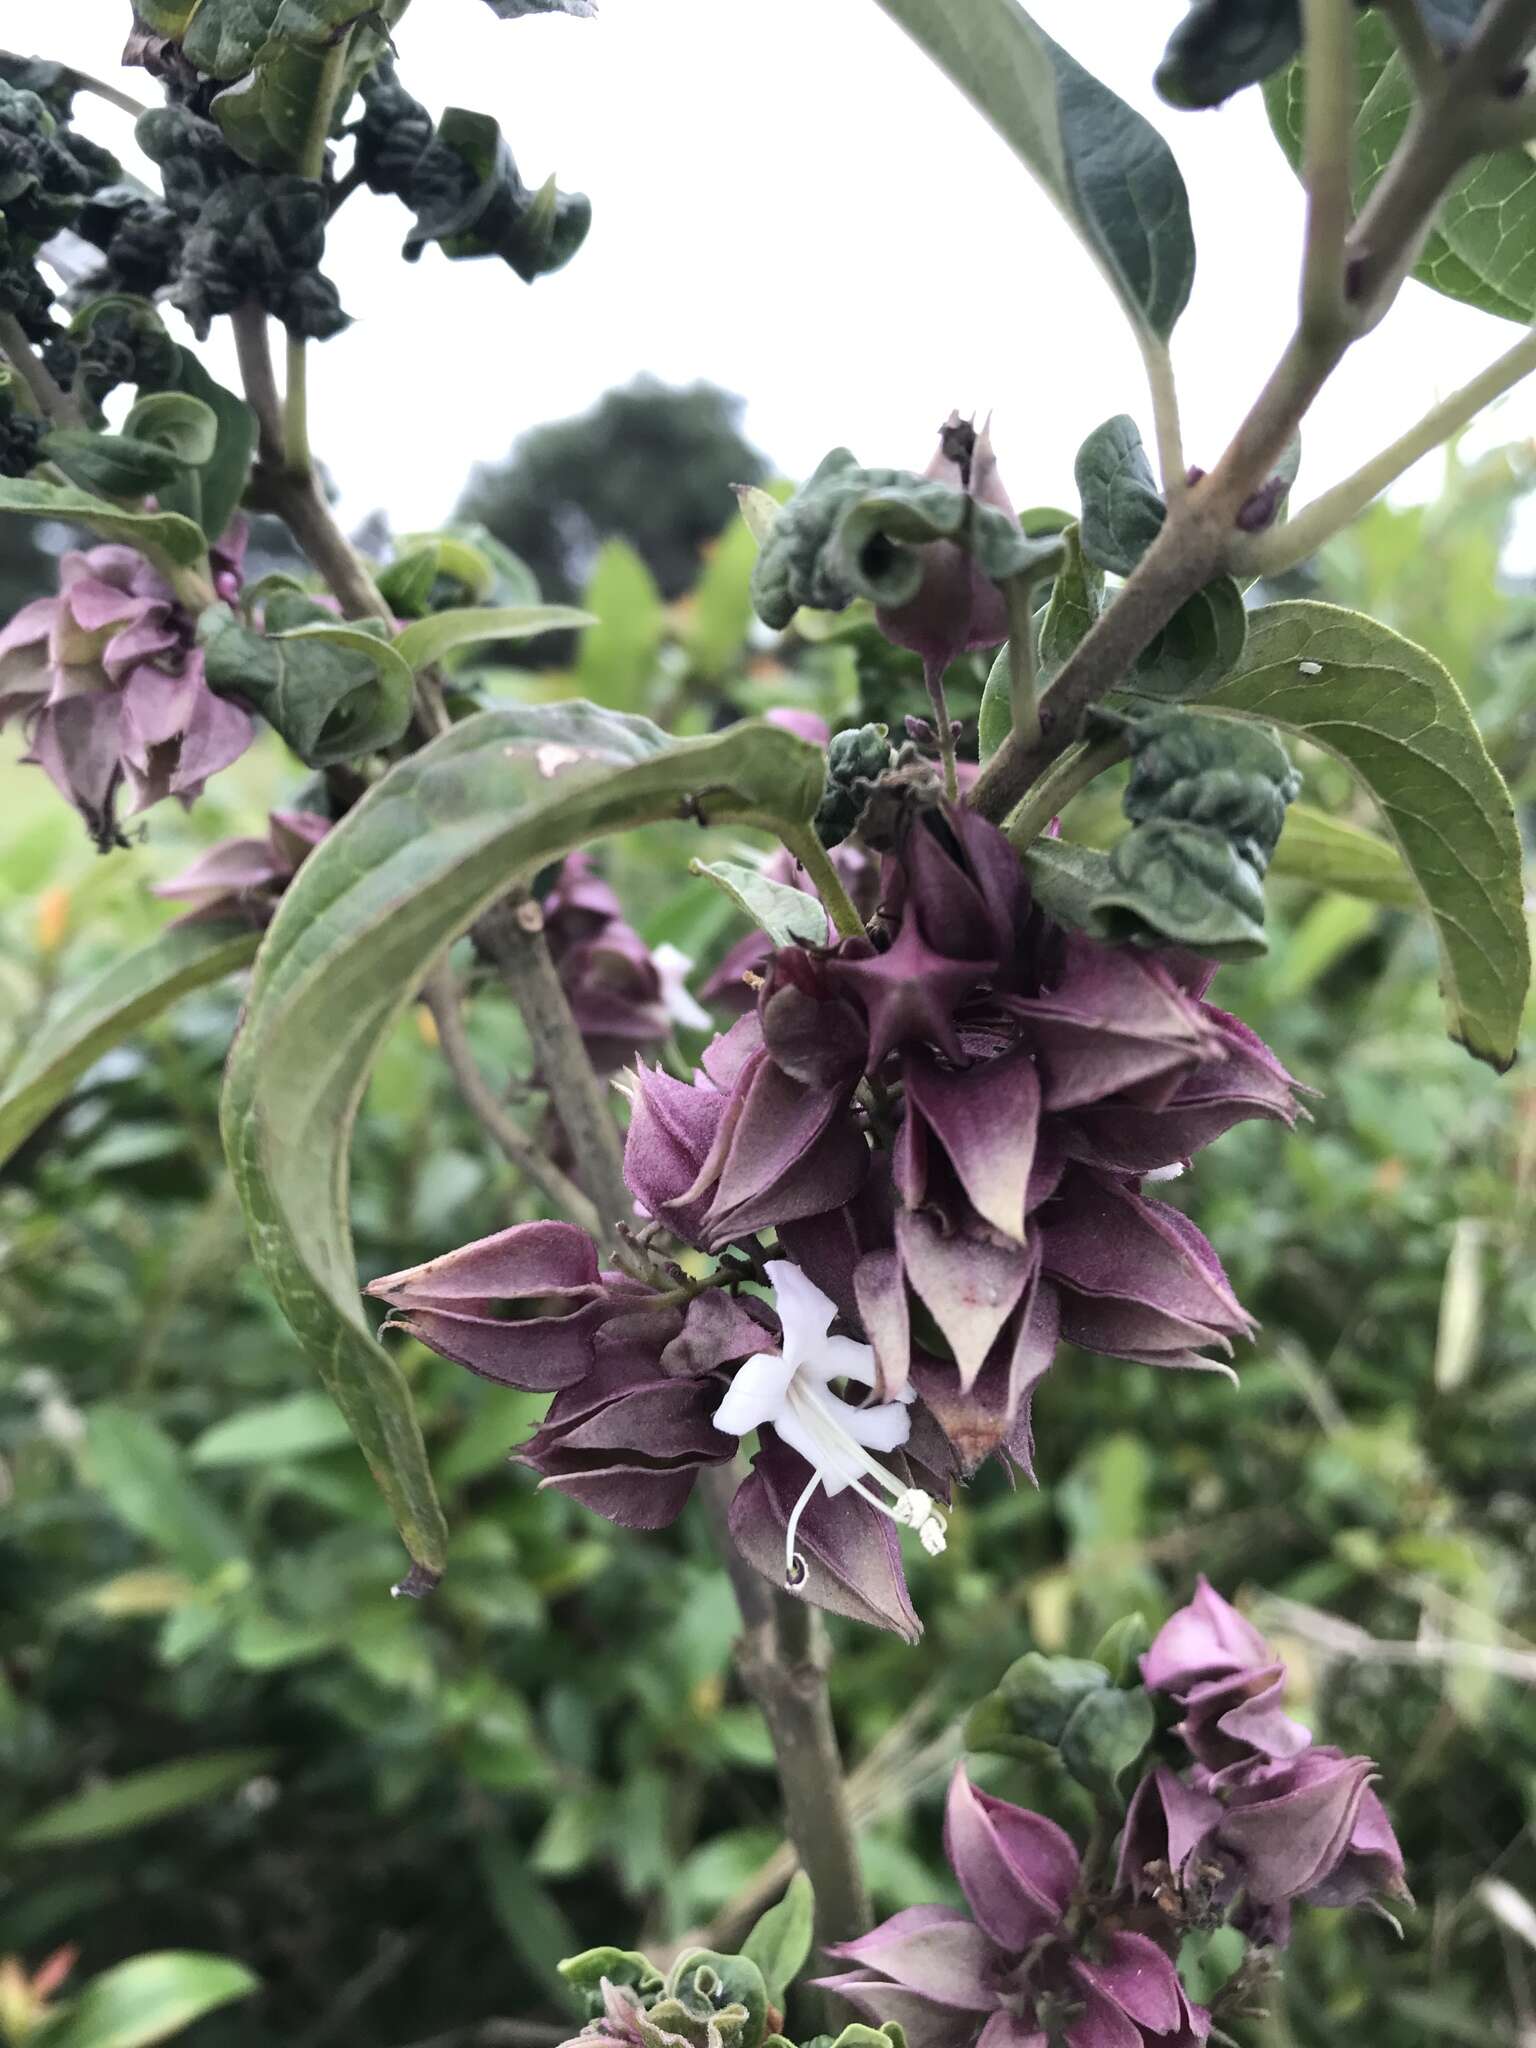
474, 895, 633, 1251
284, 32, 352, 479
1235, 320, 1536, 575
969, 0, 1536, 826
0, 312, 80, 426
231, 304, 284, 468
1376, 0, 1448, 96
779, 824, 866, 939
1003, 728, 1130, 851
423, 971, 601, 1237
697, 1465, 872, 1955
1299, 0, 1358, 340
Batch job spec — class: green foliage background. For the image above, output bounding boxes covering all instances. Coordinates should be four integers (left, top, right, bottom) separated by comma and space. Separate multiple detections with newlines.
2, 443, 1535, 2048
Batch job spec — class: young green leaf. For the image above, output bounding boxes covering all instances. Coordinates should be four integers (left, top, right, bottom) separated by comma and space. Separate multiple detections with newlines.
12, 1755, 274, 1851
741, 1873, 816, 2010
1121, 573, 1247, 702
83, 1408, 246, 1579
690, 859, 830, 949
202, 610, 414, 765
42, 429, 189, 500
159, 347, 256, 546
1202, 601, 1529, 1067
35, 1951, 258, 2048
1039, 521, 1104, 677
395, 602, 593, 675
0, 920, 259, 1169
219, 704, 826, 1578
875, 0, 1195, 341
1075, 416, 1165, 577
574, 542, 666, 712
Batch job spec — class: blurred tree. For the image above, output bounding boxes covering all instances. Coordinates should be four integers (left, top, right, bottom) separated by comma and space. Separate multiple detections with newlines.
455, 377, 768, 603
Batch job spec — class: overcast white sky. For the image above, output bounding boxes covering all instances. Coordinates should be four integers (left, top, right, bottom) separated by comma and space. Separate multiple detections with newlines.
32, 0, 1536, 534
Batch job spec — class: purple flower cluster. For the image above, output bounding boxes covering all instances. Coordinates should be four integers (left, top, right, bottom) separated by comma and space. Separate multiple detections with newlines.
153, 806, 330, 927
543, 852, 710, 1072
813, 1584, 1406, 2048
0, 529, 251, 847
821, 1764, 1211, 2048
1122, 1578, 1409, 1942
372, 801, 1302, 1635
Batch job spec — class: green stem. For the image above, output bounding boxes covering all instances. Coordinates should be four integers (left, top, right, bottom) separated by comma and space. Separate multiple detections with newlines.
1137, 333, 1187, 498
0, 312, 80, 426
1299, 0, 1358, 342
283, 31, 352, 480
1003, 576, 1041, 752
1003, 730, 1130, 852
1235, 319, 1536, 576
779, 824, 865, 939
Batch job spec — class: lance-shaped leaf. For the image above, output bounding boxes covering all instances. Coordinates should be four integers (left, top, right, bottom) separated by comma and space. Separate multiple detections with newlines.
1202, 601, 1529, 1067
0, 921, 259, 1169
40, 429, 189, 501
1265, 9, 1532, 322
394, 602, 593, 673
219, 704, 826, 1577
742, 1873, 816, 2010
875, 0, 1195, 341
690, 859, 830, 948
1267, 802, 1418, 908
0, 476, 208, 574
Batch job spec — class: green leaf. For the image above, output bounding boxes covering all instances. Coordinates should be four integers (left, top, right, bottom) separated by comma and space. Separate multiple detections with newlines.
83, 1407, 245, 1578
0, 920, 259, 1169
36, 1952, 258, 2048
1122, 572, 1247, 702
1202, 602, 1530, 1067
1076, 415, 1164, 577
741, 1872, 816, 2008
122, 391, 218, 467
1156, 0, 1301, 109
201, 608, 413, 766
575, 542, 667, 712
1268, 801, 1419, 909
219, 703, 827, 1575
690, 859, 830, 950
160, 347, 256, 545
1058, 1684, 1156, 1805
0, 476, 209, 573
1264, 13, 1534, 322
1039, 521, 1104, 677
687, 515, 761, 681
190, 1392, 353, 1466
838, 480, 1063, 607
42, 429, 189, 500
874, 0, 1195, 341
997, 1652, 1111, 1744
395, 603, 593, 674
1091, 1612, 1151, 1686
13, 1756, 273, 1850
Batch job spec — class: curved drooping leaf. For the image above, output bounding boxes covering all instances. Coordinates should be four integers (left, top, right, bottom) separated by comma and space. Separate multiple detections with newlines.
220, 704, 827, 1577
394, 603, 594, 674
874, 0, 1195, 341
37, 1951, 258, 2048
0, 477, 209, 574
1264, 11, 1533, 321
40, 429, 189, 500
0, 921, 259, 1169
1202, 601, 1528, 1067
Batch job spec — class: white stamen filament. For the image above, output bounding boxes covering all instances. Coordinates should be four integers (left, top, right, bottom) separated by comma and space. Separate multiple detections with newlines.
779, 1375, 948, 1589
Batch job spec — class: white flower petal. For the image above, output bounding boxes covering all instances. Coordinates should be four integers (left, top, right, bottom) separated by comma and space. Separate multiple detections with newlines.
712, 1351, 797, 1438
812, 1331, 881, 1391
764, 1258, 836, 1365
836, 1393, 913, 1455
654, 943, 712, 1033
772, 1403, 860, 1495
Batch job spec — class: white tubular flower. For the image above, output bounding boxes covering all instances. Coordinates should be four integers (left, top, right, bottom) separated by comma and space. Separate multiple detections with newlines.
712, 1258, 947, 1587
653, 943, 712, 1033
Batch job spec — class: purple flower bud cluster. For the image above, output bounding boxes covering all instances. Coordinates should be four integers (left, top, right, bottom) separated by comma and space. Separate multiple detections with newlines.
543, 853, 710, 1072
0, 526, 252, 848
1122, 1578, 1409, 1943
814, 1584, 1406, 2048
373, 799, 1304, 1639
153, 806, 330, 927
